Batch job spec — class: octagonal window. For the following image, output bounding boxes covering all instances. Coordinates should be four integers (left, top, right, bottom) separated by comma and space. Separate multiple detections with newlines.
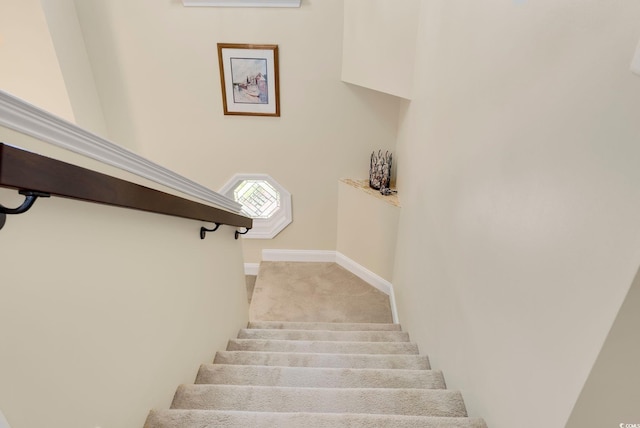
234, 180, 280, 219
220, 174, 292, 239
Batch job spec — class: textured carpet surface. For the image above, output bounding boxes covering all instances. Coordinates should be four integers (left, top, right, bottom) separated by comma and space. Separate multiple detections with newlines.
144, 265, 487, 428
226, 338, 420, 354
171, 384, 467, 417
248, 321, 402, 331
146, 410, 488, 428
195, 364, 446, 389
213, 350, 432, 369
245, 275, 257, 304
237, 328, 411, 342
249, 262, 393, 323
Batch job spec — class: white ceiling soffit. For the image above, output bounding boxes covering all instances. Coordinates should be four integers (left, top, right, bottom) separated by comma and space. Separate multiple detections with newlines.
182, 0, 301, 7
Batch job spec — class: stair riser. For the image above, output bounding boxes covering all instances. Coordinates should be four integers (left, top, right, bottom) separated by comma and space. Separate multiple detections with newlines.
247, 321, 402, 331
196, 365, 446, 389
237, 329, 410, 342
213, 351, 431, 369
145, 410, 488, 428
146, 321, 486, 427
171, 385, 468, 417
227, 339, 419, 355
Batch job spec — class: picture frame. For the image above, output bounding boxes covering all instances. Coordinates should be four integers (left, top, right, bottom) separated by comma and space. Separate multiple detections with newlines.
217, 43, 280, 117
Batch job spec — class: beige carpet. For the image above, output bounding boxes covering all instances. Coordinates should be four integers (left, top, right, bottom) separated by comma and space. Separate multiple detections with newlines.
245, 275, 257, 304
145, 322, 487, 428
144, 264, 488, 428
249, 262, 393, 323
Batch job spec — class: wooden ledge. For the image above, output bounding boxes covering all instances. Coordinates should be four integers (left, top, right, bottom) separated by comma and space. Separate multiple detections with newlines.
340, 179, 400, 208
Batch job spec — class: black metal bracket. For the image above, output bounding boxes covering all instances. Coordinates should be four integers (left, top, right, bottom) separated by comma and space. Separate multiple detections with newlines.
201, 224, 252, 240
200, 223, 221, 239
0, 190, 51, 231
235, 227, 251, 240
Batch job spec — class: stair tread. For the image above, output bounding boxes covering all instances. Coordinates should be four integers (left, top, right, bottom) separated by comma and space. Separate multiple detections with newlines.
171, 384, 467, 417
237, 328, 410, 342
145, 409, 487, 428
227, 338, 419, 355
214, 351, 431, 369
196, 364, 446, 388
248, 321, 403, 331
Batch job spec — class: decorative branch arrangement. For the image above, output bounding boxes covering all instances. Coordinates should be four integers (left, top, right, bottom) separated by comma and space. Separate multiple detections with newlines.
369, 150, 393, 193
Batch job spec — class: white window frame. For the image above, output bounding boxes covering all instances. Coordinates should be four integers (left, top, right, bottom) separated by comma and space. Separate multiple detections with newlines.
219, 173, 292, 239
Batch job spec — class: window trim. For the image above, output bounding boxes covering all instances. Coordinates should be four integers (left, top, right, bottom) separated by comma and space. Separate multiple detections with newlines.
219, 173, 292, 239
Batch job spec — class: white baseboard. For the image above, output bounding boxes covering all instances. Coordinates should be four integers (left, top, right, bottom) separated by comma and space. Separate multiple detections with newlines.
388, 287, 400, 324
334, 253, 391, 295
335, 253, 399, 324
262, 249, 336, 263
244, 263, 260, 276
259, 249, 399, 323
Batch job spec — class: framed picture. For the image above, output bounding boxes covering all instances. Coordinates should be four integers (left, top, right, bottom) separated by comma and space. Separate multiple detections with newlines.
217, 43, 280, 117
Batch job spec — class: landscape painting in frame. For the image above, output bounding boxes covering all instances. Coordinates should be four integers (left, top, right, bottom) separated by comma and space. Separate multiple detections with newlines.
217, 43, 280, 117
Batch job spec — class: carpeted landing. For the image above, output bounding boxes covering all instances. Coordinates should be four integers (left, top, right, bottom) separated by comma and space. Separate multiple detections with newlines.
144, 321, 487, 427
249, 262, 393, 323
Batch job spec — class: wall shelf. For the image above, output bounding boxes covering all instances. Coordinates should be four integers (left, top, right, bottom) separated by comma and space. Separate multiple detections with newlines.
340, 178, 400, 207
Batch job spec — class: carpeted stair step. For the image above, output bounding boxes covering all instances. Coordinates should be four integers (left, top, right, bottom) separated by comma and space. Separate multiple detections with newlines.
145, 409, 488, 428
171, 384, 467, 417
195, 364, 446, 389
248, 321, 402, 331
227, 339, 419, 354
213, 351, 431, 369
237, 328, 410, 342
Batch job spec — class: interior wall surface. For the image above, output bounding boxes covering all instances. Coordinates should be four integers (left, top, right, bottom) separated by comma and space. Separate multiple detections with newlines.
342, 0, 420, 99
0, 129, 249, 428
0, 0, 74, 122
336, 180, 399, 282
39, 0, 109, 138
566, 265, 640, 427
392, 1, 640, 427
71, 0, 400, 263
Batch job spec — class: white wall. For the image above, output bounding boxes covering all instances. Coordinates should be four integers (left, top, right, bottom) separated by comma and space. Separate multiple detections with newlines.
71, 0, 400, 263
39, 0, 109, 137
0, 129, 249, 428
336, 180, 399, 282
0, 0, 74, 122
342, 0, 420, 99
0, 7, 249, 424
566, 265, 640, 426
392, 1, 640, 427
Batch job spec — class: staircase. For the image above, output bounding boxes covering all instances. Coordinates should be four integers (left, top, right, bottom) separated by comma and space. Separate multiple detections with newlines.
144, 321, 487, 427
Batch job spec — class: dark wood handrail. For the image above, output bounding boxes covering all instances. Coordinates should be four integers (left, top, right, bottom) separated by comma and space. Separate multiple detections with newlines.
0, 143, 252, 230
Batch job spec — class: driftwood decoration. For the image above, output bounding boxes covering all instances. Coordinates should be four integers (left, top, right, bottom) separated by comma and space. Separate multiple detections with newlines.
369, 150, 392, 191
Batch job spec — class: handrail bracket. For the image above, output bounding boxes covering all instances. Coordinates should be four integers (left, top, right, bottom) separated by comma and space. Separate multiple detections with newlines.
200, 223, 221, 239
0, 190, 51, 230
235, 228, 251, 240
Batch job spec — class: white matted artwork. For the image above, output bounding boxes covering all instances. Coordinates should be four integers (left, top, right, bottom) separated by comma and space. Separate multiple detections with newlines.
217, 43, 280, 117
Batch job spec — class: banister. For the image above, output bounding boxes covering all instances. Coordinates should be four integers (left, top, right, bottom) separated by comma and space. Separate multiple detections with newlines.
0, 143, 252, 234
